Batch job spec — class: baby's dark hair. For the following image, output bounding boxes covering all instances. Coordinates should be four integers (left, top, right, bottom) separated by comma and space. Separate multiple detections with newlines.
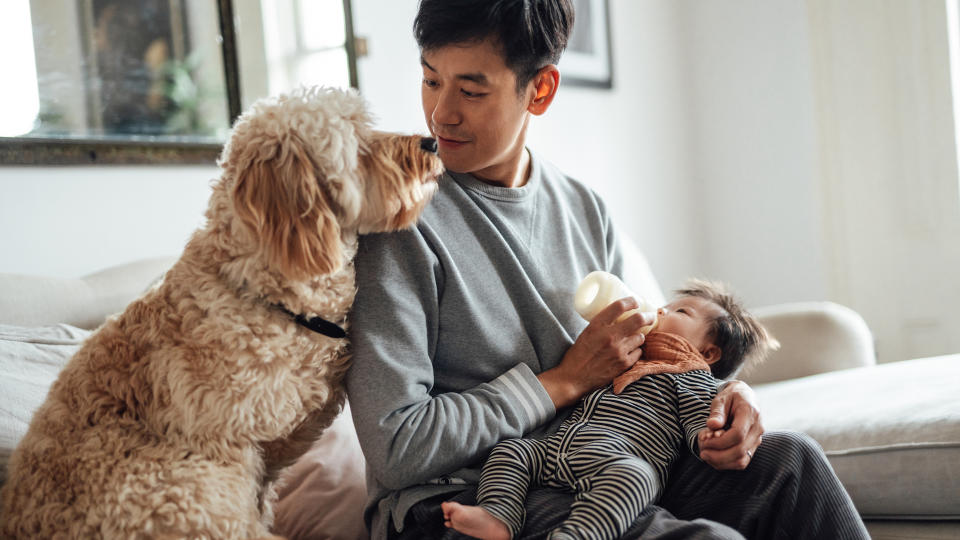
414, 0, 574, 93
675, 279, 779, 379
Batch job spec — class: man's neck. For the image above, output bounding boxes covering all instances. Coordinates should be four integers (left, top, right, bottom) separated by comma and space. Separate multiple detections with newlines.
473, 147, 531, 188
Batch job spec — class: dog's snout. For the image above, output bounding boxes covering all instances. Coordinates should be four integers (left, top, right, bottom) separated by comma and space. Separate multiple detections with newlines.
420, 137, 438, 154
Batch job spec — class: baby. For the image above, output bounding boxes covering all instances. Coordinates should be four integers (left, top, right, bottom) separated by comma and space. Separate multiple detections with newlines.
442, 279, 778, 540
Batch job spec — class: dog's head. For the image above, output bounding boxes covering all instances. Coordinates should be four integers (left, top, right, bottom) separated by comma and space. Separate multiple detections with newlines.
354, 131, 443, 234
216, 87, 443, 281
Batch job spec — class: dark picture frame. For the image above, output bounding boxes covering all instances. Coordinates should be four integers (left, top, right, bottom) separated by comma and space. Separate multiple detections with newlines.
561, 0, 613, 89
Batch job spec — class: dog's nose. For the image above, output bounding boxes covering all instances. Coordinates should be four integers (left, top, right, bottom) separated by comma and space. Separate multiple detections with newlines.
420, 137, 438, 153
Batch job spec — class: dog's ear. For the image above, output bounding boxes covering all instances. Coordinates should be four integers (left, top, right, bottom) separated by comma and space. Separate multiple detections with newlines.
231, 140, 343, 280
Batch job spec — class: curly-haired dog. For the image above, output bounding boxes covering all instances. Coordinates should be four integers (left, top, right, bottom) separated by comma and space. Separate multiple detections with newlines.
0, 87, 443, 539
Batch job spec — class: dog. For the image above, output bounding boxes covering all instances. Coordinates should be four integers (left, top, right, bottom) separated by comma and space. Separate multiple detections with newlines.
0, 87, 443, 539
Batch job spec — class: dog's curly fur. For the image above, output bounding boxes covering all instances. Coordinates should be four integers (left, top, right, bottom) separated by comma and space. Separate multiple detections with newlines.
0, 87, 443, 539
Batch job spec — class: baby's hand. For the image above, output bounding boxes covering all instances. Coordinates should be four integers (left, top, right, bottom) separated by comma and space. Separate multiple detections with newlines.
698, 427, 725, 444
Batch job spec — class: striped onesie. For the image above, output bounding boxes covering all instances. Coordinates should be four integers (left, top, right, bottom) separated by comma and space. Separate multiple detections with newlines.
477, 335, 719, 540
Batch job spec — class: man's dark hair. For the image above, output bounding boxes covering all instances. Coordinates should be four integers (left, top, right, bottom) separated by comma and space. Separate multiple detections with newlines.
414, 0, 574, 92
675, 279, 780, 380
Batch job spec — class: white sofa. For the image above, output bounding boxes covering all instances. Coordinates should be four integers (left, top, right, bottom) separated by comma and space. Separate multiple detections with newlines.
1, 244, 958, 539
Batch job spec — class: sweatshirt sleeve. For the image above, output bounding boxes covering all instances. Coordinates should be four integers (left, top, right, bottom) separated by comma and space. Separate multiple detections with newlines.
674, 371, 721, 457
346, 227, 555, 491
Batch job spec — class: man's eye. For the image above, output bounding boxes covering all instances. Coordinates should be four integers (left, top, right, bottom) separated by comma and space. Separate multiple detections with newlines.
461, 89, 485, 98
423, 78, 438, 88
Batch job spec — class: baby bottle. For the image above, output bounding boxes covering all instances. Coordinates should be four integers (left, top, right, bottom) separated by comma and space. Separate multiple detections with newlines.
574, 270, 659, 334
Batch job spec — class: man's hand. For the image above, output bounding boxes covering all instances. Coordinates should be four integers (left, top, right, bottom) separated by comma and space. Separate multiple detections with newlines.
699, 380, 764, 470
538, 297, 654, 409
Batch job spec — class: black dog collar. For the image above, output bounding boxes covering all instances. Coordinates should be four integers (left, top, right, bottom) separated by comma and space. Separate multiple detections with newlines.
275, 304, 346, 339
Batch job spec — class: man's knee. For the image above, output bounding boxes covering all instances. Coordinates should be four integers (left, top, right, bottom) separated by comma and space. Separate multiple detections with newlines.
753, 430, 842, 492
758, 430, 827, 468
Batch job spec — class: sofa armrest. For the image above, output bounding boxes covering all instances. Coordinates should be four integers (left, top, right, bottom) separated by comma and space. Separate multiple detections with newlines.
740, 301, 876, 385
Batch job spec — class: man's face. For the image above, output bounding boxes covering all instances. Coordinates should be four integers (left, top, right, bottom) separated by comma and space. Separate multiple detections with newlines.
420, 39, 533, 185
654, 296, 725, 353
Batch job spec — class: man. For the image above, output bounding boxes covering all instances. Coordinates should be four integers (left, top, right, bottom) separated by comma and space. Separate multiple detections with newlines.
346, 1, 868, 538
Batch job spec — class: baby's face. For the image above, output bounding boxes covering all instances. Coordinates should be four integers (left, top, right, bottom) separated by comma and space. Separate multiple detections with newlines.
653, 296, 725, 352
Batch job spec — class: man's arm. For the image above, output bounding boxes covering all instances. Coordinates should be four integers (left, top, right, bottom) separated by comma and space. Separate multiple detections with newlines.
346, 229, 555, 490
538, 298, 655, 409
698, 380, 765, 470
537, 200, 656, 410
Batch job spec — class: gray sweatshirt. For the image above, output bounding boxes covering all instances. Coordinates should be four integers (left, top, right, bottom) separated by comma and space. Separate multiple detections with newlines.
345, 151, 625, 539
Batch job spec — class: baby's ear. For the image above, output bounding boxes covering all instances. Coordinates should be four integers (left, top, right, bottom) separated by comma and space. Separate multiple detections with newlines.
701, 344, 722, 365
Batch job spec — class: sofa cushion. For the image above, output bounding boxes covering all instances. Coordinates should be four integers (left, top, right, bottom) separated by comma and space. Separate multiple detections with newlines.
0, 323, 89, 485
272, 402, 369, 540
755, 354, 960, 519
0, 257, 175, 330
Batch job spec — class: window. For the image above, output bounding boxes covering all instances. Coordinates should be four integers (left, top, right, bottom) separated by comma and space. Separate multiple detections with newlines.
0, 1, 40, 138
260, 0, 354, 94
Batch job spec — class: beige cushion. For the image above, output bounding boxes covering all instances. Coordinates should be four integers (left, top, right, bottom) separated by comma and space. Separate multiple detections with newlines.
272, 403, 369, 540
0, 323, 88, 485
746, 301, 876, 384
756, 354, 960, 518
0, 257, 175, 330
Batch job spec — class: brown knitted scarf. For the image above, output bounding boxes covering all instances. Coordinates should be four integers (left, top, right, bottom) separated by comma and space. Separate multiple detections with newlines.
611, 332, 711, 394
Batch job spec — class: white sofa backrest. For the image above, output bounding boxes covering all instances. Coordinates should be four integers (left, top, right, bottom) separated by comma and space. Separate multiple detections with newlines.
0, 257, 176, 330
618, 236, 666, 309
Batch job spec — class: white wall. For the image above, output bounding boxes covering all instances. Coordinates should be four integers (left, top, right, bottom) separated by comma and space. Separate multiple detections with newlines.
678, 0, 829, 307
0, 166, 214, 277
672, 0, 960, 362
805, 0, 960, 363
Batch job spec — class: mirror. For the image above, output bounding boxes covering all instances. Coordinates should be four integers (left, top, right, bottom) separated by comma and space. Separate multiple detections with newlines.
0, 0, 357, 165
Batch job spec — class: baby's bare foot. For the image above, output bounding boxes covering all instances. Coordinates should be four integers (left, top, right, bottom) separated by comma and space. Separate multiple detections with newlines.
441, 501, 511, 540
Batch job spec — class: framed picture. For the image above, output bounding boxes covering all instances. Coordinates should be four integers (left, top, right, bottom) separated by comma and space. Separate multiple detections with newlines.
561, 0, 613, 88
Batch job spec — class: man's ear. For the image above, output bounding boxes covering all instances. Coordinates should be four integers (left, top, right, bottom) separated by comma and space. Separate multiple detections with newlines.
702, 344, 722, 365
527, 65, 560, 116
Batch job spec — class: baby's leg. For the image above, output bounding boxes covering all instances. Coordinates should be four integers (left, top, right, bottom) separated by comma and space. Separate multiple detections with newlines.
553, 455, 662, 540
444, 438, 549, 539
478, 437, 551, 536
